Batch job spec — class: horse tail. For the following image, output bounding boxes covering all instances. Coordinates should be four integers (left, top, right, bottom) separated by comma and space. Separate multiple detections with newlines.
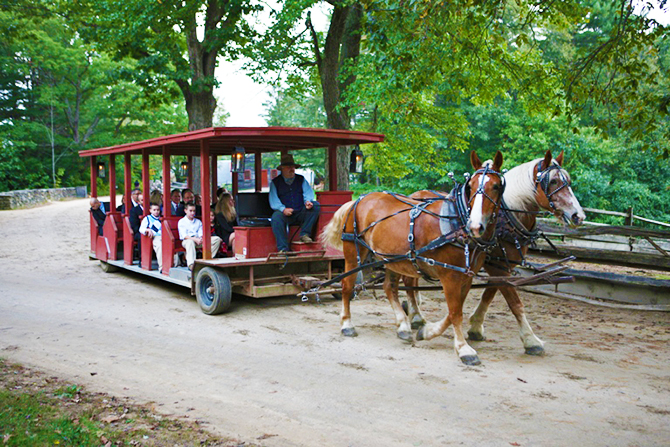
320, 200, 355, 251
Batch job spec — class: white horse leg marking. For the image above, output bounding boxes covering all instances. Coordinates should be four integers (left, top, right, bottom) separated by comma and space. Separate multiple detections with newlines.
456, 342, 478, 359
468, 300, 489, 338
468, 287, 497, 340
418, 314, 451, 341
407, 291, 426, 328
519, 314, 544, 350
453, 323, 479, 363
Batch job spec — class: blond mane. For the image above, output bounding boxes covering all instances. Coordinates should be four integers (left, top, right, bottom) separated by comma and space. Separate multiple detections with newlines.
502, 159, 541, 211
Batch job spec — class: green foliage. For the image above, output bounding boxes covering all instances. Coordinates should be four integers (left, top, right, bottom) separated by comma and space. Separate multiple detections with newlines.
81, 0, 258, 128
0, 1, 188, 193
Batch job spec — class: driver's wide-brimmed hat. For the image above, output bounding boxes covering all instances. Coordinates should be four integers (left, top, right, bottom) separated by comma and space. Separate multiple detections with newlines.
277, 153, 301, 169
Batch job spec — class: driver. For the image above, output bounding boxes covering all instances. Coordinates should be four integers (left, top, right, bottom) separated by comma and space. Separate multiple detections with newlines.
269, 153, 320, 252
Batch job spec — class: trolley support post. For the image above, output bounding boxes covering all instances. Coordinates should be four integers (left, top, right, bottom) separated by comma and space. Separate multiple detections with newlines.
211, 153, 218, 201
124, 153, 131, 215
123, 152, 133, 265
187, 155, 193, 189
232, 171, 238, 197
141, 149, 150, 210
161, 145, 172, 275
162, 146, 171, 216
200, 139, 212, 260
89, 156, 97, 197
141, 149, 152, 270
255, 149, 262, 192
328, 144, 338, 191
89, 155, 97, 253
109, 155, 117, 211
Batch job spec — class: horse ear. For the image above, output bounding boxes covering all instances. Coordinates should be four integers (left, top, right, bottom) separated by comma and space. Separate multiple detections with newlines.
555, 150, 564, 166
493, 151, 503, 171
470, 151, 482, 170
541, 150, 552, 170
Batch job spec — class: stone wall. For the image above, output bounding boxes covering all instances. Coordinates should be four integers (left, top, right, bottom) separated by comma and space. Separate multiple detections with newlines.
0, 186, 87, 210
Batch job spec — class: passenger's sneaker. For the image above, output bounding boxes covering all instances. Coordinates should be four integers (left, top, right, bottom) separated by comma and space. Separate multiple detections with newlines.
299, 235, 313, 243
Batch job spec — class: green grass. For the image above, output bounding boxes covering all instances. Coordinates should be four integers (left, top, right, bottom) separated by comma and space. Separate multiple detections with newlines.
0, 387, 104, 445
0, 358, 252, 446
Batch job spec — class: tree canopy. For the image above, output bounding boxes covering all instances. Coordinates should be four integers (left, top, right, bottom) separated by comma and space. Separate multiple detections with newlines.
1, 0, 668, 224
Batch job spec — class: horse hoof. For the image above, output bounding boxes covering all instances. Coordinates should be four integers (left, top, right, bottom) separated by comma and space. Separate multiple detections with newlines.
411, 320, 425, 330
397, 330, 413, 342
416, 326, 426, 341
525, 345, 545, 356
460, 355, 481, 366
341, 327, 358, 337
467, 331, 485, 341
401, 301, 409, 315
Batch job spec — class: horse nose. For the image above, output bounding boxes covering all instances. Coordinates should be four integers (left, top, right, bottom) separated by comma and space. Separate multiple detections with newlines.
571, 213, 584, 226
469, 222, 484, 238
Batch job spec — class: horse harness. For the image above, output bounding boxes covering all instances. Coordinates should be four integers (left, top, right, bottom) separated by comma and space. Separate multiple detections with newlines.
327, 165, 506, 289
485, 160, 567, 272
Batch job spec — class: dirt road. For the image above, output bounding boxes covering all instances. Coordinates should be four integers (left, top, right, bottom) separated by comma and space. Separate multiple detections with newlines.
1, 199, 669, 446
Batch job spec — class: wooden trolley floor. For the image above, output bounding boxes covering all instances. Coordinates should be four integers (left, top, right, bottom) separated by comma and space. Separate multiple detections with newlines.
93, 252, 344, 298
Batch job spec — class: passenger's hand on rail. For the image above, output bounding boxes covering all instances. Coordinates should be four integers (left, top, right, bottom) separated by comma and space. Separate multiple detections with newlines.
283, 208, 294, 216
305, 201, 313, 210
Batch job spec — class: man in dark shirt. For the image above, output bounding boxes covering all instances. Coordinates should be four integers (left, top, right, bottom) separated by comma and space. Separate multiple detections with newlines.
269, 154, 320, 252
90, 198, 106, 236
176, 188, 201, 217
129, 193, 145, 247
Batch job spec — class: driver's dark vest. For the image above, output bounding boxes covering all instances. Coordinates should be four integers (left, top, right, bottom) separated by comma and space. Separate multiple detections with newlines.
273, 174, 305, 212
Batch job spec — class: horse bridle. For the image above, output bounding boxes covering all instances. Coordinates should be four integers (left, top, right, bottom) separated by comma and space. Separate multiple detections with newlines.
464, 165, 506, 242
535, 161, 569, 210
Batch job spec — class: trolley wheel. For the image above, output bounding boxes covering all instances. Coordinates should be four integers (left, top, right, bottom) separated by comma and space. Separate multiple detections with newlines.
99, 261, 119, 273
195, 267, 232, 315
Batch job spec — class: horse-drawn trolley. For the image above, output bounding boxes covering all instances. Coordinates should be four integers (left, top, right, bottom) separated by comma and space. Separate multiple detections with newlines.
80, 127, 384, 314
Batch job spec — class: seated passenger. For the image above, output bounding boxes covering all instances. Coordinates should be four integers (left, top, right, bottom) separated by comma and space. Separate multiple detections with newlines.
90, 198, 106, 236
178, 202, 222, 271
129, 193, 145, 251
116, 195, 126, 214
169, 189, 181, 216
130, 188, 141, 208
176, 188, 201, 217
269, 154, 320, 252
214, 192, 238, 253
139, 203, 164, 272
150, 190, 163, 214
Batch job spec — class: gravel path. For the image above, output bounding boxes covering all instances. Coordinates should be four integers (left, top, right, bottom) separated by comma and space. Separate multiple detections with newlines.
1, 199, 669, 446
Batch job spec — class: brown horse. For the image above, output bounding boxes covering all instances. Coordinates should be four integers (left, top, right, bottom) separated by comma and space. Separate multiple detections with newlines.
321, 151, 504, 365
403, 150, 585, 355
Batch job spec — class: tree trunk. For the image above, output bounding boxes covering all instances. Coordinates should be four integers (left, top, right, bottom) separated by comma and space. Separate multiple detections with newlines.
179, 8, 226, 131
310, 2, 362, 191
184, 89, 216, 131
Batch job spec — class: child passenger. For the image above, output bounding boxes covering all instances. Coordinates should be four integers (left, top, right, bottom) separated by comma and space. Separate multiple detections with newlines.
178, 202, 222, 271
139, 203, 163, 272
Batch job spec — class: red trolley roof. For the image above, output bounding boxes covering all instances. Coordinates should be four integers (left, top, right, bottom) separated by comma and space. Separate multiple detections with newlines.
78, 127, 385, 158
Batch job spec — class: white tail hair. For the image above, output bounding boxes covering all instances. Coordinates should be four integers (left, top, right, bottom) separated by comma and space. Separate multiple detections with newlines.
320, 201, 355, 251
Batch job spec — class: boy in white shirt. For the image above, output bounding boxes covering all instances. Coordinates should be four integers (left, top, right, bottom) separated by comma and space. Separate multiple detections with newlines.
139, 203, 164, 273
178, 202, 222, 270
